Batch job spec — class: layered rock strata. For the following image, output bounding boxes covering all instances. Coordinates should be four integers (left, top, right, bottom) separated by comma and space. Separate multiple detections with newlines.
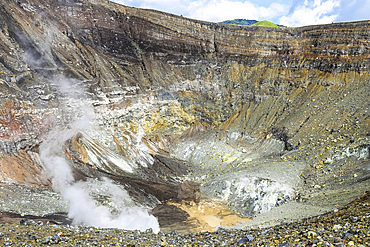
0, 0, 369, 230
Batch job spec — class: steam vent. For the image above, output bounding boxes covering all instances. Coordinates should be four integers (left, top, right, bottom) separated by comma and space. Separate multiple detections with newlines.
0, 0, 369, 237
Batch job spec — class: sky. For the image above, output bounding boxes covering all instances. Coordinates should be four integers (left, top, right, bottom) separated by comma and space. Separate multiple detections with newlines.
111, 0, 370, 27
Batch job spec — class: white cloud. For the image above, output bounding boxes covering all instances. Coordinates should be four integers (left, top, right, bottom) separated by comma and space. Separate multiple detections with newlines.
186, 0, 288, 22
334, 0, 370, 23
115, 0, 192, 21
279, 0, 340, 27
113, 0, 289, 23
112, 0, 369, 26
113, 0, 133, 5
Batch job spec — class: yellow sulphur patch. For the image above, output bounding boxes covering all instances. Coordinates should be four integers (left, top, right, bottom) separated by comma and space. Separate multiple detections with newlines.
225, 157, 238, 163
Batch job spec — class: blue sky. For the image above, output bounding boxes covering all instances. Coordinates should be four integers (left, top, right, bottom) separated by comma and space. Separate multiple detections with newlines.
111, 0, 370, 27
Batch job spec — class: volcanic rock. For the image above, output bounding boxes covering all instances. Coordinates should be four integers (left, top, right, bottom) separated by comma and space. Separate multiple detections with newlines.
0, 0, 369, 232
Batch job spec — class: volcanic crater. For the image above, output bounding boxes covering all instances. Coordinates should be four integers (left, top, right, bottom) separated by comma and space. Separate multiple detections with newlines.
0, 0, 369, 234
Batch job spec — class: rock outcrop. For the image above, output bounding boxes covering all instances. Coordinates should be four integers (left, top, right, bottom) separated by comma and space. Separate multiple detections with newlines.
0, 0, 369, 230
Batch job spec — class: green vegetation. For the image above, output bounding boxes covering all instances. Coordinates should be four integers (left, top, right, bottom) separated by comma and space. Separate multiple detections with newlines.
251, 20, 278, 27
219, 19, 258, 26
219, 19, 285, 27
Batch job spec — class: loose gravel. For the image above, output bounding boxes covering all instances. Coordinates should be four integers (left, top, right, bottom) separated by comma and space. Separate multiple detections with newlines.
0, 192, 369, 246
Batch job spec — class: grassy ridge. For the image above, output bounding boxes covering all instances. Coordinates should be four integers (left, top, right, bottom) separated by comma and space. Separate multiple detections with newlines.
251, 20, 278, 27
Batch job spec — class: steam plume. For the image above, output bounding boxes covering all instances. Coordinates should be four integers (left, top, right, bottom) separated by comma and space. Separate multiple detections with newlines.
40, 76, 160, 233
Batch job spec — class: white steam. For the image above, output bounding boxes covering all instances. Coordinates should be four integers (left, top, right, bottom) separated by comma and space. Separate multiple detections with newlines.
61, 181, 159, 230
40, 77, 160, 233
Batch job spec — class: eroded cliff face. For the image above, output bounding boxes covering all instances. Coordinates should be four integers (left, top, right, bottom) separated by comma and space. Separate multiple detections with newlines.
0, 0, 369, 231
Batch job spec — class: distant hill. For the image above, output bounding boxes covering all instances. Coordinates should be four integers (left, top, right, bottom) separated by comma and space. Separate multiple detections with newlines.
219, 19, 258, 26
251, 20, 278, 27
219, 19, 285, 27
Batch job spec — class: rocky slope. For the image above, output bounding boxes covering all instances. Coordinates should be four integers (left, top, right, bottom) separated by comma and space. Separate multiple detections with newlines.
0, 0, 369, 232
